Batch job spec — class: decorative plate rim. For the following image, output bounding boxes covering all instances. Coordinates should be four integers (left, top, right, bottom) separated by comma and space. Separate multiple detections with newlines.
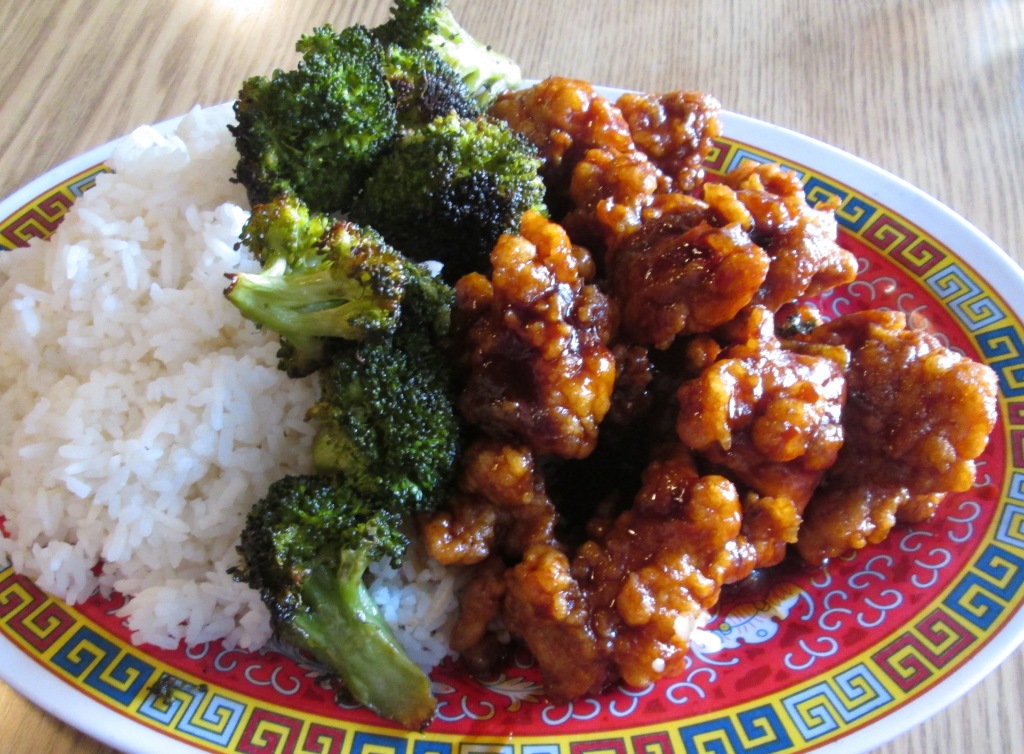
2, 97, 1024, 754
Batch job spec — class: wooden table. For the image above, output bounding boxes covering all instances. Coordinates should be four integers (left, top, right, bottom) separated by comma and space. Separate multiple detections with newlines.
1, 1, 1021, 752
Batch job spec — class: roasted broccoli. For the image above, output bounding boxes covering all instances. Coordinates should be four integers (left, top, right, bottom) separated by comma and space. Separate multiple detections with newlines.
225, 195, 408, 377
383, 45, 482, 128
230, 24, 397, 212
226, 192, 462, 504
352, 112, 546, 282
235, 190, 332, 272
233, 474, 436, 730
309, 262, 461, 511
280, 18, 481, 131
373, 0, 521, 109
231, 0, 519, 211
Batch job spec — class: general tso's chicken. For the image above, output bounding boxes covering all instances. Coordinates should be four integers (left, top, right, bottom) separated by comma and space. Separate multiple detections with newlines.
563, 146, 671, 254
421, 439, 558, 566
676, 306, 848, 575
714, 162, 858, 311
616, 90, 722, 191
793, 310, 999, 564
431, 77, 1001, 711
607, 196, 770, 349
455, 210, 616, 459
489, 77, 635, 213
501, 442, 743, 700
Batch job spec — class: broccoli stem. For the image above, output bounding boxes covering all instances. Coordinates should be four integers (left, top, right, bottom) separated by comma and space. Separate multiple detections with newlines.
224, 270, 395, 341
430, 9, 521, 103
291, 555, 437, 730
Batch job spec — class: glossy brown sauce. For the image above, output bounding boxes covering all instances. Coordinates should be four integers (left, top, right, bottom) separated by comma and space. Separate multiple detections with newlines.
420, 77, 999, 701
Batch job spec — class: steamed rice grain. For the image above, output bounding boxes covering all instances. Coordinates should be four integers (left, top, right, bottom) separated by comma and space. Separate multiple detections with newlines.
0, 104, 461, 667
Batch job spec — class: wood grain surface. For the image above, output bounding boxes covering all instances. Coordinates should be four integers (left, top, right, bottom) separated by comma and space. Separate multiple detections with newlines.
0, 1, 1022, 752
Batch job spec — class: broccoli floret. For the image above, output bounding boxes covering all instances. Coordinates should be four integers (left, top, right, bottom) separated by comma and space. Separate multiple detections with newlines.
230, 24, 398, 212
226, 194, 463, 502
374, 0, 521, 109
309, 263, 461, 510
236, 191, 332, 272
351, 112, 546, 282
233, 474, 436, 730
225, 195, 408, 376
383, 45, 482, 128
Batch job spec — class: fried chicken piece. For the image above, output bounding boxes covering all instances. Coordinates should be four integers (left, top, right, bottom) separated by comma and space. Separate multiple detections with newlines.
577, 442, 743, 688
580, 158, 853, 349
608, 197, 770, 349
421, 439, 558, 566
677, 307, 848, 501
563, 146, 672, 255
712, 161, 858, 310
616, 90, 722, 191
435, 440, 564, 676
795, 487, 908, 565
794, 310, 999, 565
456, 210, 616, 458
561, 90, 721, 259
676, 307, 848, 573
501, 442, 744, 700
896, 492, 948, 524
503, 543, 608, 700
489, 77, 635, 212
448, 555, 509, 675
420, 494, 497, 566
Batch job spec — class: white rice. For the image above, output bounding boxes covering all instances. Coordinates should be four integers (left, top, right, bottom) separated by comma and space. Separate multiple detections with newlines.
0, 104, 461, 668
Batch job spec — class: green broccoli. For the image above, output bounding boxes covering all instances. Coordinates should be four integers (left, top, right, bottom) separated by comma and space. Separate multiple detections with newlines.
374, 0, 521, 109
284, 18, 481, 130
309, 262, 461, 511
351, 112, 546, 282
225, 196, 409, 377
226, 193, 462, 503
383, 45, 482, 128
230, 24, 398, 213
233, 474, 437, 730
235, 191, 332, 273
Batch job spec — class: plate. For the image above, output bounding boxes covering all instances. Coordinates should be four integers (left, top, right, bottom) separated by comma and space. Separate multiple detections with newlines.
3, 99, 1024, 754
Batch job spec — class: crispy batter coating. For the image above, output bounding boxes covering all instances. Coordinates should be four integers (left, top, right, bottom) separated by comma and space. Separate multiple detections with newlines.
616, 90, 722, 191
605, 344, 655, 430
565, 160, 855, 349
456, 210, 616, 458
714, 162, 858, 310
563, 146, 671, 253
503, 543, 607, 700
501, 442, 743, 699
794, 310, 999, 564
597, 445, 740, 681
560, 90, 721, 257
795, 486, 908, 566
489, 77, 635, 211
421, 439, 558, 566
676, 307, 848, 573
677, 307, 848, 503
448, 555, 509, 674
608, 198, 770, 348
579, 443, 742, 688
